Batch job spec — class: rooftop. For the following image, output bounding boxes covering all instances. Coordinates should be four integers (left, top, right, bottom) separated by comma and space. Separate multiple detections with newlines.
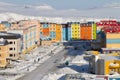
99, 54, 119, 61
0, 32, 21, 39
0, 38, 8, 46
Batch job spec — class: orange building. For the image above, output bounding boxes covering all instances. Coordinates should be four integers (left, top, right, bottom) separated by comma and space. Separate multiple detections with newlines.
43, 28, 49, 36
80, 23, 92, 40
55, 24, 62, 42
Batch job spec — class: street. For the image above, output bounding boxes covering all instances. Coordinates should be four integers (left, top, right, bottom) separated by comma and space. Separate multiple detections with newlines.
17, 48, 68, 80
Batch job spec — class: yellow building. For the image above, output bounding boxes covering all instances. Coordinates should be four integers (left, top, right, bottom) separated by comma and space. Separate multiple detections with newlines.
71, 22, 80, 40
55, 24, 62, 42
0, 38, 9, 68
0, 32, 21, 60
89, 54, 120, 75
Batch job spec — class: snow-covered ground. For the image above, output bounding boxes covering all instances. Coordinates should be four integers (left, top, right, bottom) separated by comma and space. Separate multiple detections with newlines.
41, 52, 120, 80
0, 44, 64, 80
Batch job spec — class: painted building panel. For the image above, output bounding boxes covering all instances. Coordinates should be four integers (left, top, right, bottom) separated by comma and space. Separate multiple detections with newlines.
43, 28, 49, 36
107, 39, 120, 44
71, 22, 80, 40
92, 23, 97, 40
62, 24, 67, 41
56, 24, 62, 42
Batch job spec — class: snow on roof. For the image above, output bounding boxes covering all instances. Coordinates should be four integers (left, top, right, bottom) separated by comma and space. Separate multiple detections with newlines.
99, 54, 119, 61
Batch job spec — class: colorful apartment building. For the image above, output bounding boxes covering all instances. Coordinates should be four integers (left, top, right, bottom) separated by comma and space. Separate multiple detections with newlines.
7, 20, 39, 54
89, 54, 120, 75
67, 22, 72, 41
55, 24, 62, 42
96, 20, 120, 33
0, 38, 9, 68
49, 23, 56, 42
40, 23, 62, 42
71, 22, 80, 40
0, 32, 21, 60
106, 33, 120, 48
40, 23, 50, 40
80, 22, 96, 40
62, 24, 67, 41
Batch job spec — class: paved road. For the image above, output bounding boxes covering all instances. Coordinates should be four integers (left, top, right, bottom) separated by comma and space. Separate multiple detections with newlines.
17, 48, 72, 80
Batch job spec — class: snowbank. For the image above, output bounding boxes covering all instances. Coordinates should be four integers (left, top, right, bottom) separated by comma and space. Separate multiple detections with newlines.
41, 73, 65, 80
57, 67, 79, 74
71, 55, 88, 64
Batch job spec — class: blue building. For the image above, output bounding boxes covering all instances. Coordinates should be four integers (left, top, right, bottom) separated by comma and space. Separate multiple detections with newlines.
66, 23, 72, 41
50, 31, 56, 40
62, 24, 67, 41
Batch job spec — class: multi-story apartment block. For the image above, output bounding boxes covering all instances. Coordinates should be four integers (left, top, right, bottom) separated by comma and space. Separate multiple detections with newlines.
49, 23, 56, 42
80, 22, 96, 40
0, 38, 9, 68
40, 23, 50, 40
106, 33, 120, 48
8, 20, 39, 54
96, 20, 120, 33
0, 32, 21, 60
55, 24, 62, 42
67, 22, 72, 41
62, 24, 67, 41
71, 22, 80, 40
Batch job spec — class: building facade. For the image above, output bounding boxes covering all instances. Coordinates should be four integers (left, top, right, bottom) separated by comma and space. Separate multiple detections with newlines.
71, 22, 80, 40
0, 38, 9, 68
89, 54, 120, 75
0, 32, 21, 60
106, 33, 120, 48
62, 24, 67, 41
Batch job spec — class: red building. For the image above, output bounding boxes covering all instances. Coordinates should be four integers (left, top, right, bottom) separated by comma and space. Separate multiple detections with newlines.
96, 20, 120, 33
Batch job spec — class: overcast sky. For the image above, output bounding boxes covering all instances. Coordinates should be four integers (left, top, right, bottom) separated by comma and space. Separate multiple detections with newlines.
0, 0, 120, 10
0, 0, 120, 18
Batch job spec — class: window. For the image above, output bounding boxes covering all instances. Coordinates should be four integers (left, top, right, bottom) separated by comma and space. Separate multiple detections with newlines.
10, 54, 13, 57
14, 41, 15, 44
9, 41, 13, 44
9, 48, 13, 50
14, 48, 15, 50
14, 54, 15, 57
0, 48, 1, 50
